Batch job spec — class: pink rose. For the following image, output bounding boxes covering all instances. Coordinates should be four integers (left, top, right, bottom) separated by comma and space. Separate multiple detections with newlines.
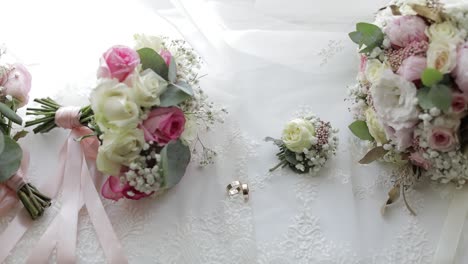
160, 50, 172, 66
451, 92, 467, 113
397, 56, 427, 82
453, 42, 468, 93
409, 152, 432, 170
141, 107, 186, 145
2, 63, 32, 107
97, 45, 140, 82
101, 176, 151, 201
428, 127, 457, 152
385, 16, 428, 47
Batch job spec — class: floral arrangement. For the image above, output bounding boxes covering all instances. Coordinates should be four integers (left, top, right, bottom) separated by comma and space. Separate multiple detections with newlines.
0, 49, 51, 219
27, 35, 226, 201
266, 114, 339, 174
348, 0, 468, 213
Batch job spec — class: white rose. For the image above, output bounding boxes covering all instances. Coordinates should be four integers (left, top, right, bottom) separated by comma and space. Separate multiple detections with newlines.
282, 118, 316, 153
365, 108, 387, 145
134, 34, 163, 52
427, 41, 458, 73
371, 70, 419, 149
96, 129, 145, 175
131, 69, 168, 107
427, 21, 465, 44
365, 59, 389, 84
180, 116, 198, 144
91, 79, 140, 131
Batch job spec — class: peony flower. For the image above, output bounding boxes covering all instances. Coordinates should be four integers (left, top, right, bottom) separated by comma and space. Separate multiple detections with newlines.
134, 34, 163, 53
90, 79, 140, 131
397, 56, 427, 82
141, 107, 186, 146
427, 21, 465, 44
453, 42, 468, 93
160, 50, 172, 66
371, 70, 419, 151
96, 129, 145, 175
365, 59, 389, 84
101, 175, 151, 201
451, 92, 467, 114
97, 45, 140, 82
427, 41, 457, 73
131, 69, 168, 107
385, 15, 428, 47
428, 127, 458, 152
365, 108, 387, 144
1, 63, 32, 107
409, 152, 432, 170
384, 125, 415, 151
282, 118, 316, 153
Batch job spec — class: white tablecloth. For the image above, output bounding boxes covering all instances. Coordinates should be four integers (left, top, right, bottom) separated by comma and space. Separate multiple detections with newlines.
1, 0, 468, 263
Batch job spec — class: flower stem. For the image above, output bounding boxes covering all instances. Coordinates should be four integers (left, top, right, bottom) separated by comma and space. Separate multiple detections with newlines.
269, 160, 288, 172
17, 184, 52, 220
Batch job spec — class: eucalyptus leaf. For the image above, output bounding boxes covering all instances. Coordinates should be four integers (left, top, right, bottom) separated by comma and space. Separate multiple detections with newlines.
381, 185, 400, 215
417, 87, 432, 110
171, 81, 194, 96
0, 133, 4, 155
159, 85, 192, 107
160, 140, 191, 189
0, 136, 23, 182
284, 150, 299, 165
359, 146, 388, 164
348, 120, 374, 141
429, 85, 452, 112
0, 102, 22, 125
421, 68, 443, 87
137, 48, 169, 80
349, 22, 384, 54
265, 137, 284, 147
168, 57, 177, 83
13, 130, 28, 141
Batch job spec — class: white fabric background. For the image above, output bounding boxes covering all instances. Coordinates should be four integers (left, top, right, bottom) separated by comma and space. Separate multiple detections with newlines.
1, 0, 468, 263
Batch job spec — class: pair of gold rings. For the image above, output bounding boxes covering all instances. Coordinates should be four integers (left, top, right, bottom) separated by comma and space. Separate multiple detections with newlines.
226, 181, 249, 201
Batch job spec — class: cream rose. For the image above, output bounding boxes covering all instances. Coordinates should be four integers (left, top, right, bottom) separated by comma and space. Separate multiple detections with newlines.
282, 118, 316, 153
427, 41, 458, 73
134, 34, 163, 52
90, 79, 140, 131
180, 116, 198, 144
427, 21, 465, 44
96, 129, 145, 175
365, 108, 387, 145
365, 59, 388, 84
131, 69, 168, 107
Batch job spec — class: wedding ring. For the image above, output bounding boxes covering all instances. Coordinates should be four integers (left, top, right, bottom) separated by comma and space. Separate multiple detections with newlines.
226, 181, 241, 196
241, 183, 249, 201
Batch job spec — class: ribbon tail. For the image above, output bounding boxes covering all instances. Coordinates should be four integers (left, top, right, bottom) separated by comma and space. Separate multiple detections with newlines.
82, 159, 129, 264
433, 190, 468, 264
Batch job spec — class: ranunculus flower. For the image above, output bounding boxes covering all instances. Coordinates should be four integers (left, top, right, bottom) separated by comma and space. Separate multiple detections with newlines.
427, 41, 457, 73
282, 118, 316, 153
101, 176, 151, 201
365, 108, 387, 145
97, 45, 140, 82
385, 15, 428, 47
131, 69, 168, 107
397, 56, 427, 82
428, 127, 457, 152
96, 129, 145, 175
1, 63, 32, 107
427, 21, 465, 44
141, 107, 186, 145
160, 50, 172, 66
134, 34, 163, 53
90, 79, 140, 131
453, 42, 468, 93
451, 92, 467, 114
371, 70, 419, 151
409, 152, 431, 170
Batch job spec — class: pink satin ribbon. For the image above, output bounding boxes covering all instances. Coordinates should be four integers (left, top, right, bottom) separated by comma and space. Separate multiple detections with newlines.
0, 150, 30, 216
0, 107, 128, 263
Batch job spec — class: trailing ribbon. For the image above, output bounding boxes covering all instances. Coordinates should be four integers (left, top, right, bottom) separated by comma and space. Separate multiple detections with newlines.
432, 189, 468, 264
0, 107, 128, 263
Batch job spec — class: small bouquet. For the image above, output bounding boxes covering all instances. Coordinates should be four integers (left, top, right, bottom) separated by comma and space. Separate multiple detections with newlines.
347, 0, 468, 213
266, 114, 339, 174
27, 35, 225, 201
0, 51, 51, 219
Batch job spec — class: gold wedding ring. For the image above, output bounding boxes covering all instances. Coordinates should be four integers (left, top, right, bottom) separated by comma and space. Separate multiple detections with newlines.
241, 183, 249, 201
226, 181, 241, 196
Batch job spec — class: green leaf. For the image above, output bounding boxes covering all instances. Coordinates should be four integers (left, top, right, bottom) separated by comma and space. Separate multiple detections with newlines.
0, 136, 23, 182
359, 146, 388, 164
13, 130, 28, 141
421, 68, 443, 87
160, 140, 191, 189
429, 85, 452, 112
171, 81, 193, 96
0, 102, 22, 125
349, 22, 384, 54
348, 120, 374, 141
349, 31, 364, 47
159, 84, 193, 107
168, 57, 177, 83
137, 48, 169, 80
417, 86, 433, 110
284, 150, 299, 165
265, 137, 283, 147
0, 133, 4, 155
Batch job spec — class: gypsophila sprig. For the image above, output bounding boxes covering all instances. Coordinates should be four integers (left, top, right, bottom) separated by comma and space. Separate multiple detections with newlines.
266, 114, 339, 175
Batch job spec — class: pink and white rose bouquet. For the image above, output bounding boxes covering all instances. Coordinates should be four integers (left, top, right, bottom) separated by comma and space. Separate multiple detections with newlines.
348, 0, 468, 213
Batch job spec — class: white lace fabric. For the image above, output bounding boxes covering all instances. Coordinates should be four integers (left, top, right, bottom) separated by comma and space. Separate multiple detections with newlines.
2, 0, 468, 263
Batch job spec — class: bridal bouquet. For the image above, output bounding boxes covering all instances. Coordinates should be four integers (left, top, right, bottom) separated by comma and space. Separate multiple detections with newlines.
27, 35, 225, 201
348, 0, 468, 212
0, 51, 51, 219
